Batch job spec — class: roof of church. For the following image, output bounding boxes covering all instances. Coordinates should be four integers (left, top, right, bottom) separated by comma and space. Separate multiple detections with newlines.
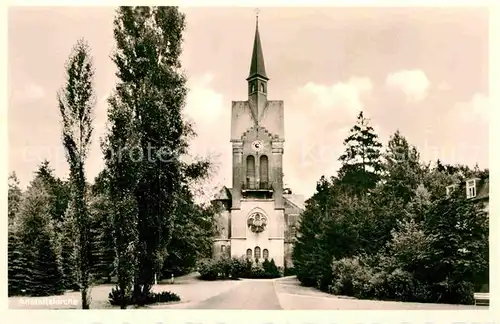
247, 17, 268, 81
284, 194, 306, 211
213, 186, 233, 201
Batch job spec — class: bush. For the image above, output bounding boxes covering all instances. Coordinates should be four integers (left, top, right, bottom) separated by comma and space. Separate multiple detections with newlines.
197, 257, 282, 280
330, 257, 363, 296
250, 262, 266, 278
153, 291, 181, 303
262, 259, 281, 278
198, 259, 219, 280
229, 257, 247, 278
132, 285, 154, 306
385, 268, 416, 302
108, 286, 131, 306
432, 280, 475, 305
283, 266, 296, 277
108, 285, 181, 307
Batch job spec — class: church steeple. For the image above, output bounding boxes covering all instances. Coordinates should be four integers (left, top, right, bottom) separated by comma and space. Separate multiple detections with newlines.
247, 10, 268, 117
247, 14, 268, 81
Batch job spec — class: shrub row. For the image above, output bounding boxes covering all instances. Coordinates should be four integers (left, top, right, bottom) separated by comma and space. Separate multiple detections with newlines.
325, 256, 475, 305
198, 257, 282, 280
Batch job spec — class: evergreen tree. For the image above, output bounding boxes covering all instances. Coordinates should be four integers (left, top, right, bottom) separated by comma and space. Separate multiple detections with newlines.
16, 177, 64, 296
58, 38, 96, 308
382, 130, 423, 205
59, 199, 79, 290
338, 111, 383, 195
8, 171, 23, 224
8, 222, 29, 296
35, 160, 71, 223
292, 176, 335, 287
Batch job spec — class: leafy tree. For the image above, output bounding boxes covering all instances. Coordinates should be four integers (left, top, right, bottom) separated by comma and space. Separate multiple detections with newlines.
162, 188, 218, 277
405, 184, 432, 223
58, 38, 96, 308
103, 74, 140, 308
385, 218, 433, 275
422, 186, 488, 303
338, 111, 383, 195
88, 192, 115, 283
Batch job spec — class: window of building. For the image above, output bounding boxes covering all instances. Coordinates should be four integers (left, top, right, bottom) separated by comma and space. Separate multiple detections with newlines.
466, 179, 477, 199
251, 83, 256, 93
263, 249, 269, 260
260, 83, 265, 93
246, 155, 255, 188
246, 249, 252, 259
221, 245, 226, 253
254, 246, 261, 259
290, 226, 297, 238
259, 155, 268, 188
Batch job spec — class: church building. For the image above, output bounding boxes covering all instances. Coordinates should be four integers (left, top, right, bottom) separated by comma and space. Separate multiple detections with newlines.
211, 16, 304, 268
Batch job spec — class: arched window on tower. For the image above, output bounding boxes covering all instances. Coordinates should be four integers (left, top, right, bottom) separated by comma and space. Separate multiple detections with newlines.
259, 155, 268, 189
263, 249, 269, 260
254, 246, 261, 259
246, 249, 252, 260
246, 155, 255, 189
251, 83, 256, 93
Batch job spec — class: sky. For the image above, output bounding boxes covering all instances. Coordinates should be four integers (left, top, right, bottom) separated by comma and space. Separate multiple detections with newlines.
8, 6, 489, 199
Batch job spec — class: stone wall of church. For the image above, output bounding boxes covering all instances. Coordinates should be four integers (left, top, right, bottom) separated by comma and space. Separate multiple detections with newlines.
230, 200, 285, 267
259, 100, 284, 139
231, 101, 253, 141
213, 239, 231, 260
215, 208, 231, 239
284, 242, 294, 268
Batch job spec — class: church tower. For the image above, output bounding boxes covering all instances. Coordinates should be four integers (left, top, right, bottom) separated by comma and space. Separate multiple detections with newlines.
228, 14, 286, 267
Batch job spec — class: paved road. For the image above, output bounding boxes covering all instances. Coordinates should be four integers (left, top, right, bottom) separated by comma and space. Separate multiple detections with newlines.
185, 279, 282, 309
10, 275, 486, 310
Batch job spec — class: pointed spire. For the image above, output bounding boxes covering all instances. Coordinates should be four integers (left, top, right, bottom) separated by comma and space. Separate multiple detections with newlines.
247, 10, 268, 81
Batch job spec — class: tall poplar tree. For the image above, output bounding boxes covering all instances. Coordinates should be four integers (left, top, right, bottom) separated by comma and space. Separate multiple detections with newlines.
58, 38, 95, 309
119, 5, 207, 293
